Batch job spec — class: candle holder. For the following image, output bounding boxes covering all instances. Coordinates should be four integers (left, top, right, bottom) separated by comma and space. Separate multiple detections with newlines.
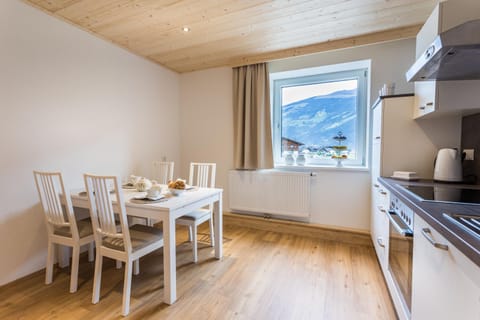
331, 131, 348, 167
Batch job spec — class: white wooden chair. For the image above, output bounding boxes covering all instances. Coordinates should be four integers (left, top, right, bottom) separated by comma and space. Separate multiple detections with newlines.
83, 173, 164, 316
176, 162, 216, 263
33, 170, 94, 293
152, 161, 174, 184
147, 161, 175, 226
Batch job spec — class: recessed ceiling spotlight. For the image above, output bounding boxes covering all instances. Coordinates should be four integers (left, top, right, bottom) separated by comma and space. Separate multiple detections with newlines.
182, 26, 190, 32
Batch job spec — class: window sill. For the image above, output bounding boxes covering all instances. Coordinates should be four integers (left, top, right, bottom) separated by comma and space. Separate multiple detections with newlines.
274, 164, 369, 172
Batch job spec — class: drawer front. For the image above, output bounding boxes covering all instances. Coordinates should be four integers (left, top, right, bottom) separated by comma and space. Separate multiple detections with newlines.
371, 183, 390, 270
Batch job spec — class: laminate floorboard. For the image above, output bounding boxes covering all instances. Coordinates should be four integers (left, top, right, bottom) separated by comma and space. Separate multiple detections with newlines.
0, 223, 397, 319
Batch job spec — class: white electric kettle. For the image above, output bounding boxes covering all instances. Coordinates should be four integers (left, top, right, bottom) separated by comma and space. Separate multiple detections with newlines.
433, 148, 463, 182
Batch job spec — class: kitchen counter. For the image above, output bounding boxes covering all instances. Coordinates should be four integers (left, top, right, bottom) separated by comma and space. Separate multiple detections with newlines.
378, 177, 480, 267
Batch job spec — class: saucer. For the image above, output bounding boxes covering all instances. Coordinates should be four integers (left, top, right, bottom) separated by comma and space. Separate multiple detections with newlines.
133, 194, 164, 201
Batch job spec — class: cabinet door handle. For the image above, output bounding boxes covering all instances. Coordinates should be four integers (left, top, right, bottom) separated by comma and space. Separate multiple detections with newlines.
419, 106, 426, 110
376, 237, 385, 248
377, 206, 386, 213
375, 136, 381, 140
373, 184, 380, 188
421, 228, 448, 251
426, 102, 434, 106
379, 190, 387, 195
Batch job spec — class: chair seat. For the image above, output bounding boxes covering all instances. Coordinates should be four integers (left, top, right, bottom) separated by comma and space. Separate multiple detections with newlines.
103, 224, 163, 252
177, 209, 211, 221
53, 218, 93, 238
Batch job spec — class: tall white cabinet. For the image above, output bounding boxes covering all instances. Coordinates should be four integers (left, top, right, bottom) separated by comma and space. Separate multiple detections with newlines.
370, 95, 437, 268
370, 95, 439, 320
371, 99, 390, 271
371, 95, 438, 181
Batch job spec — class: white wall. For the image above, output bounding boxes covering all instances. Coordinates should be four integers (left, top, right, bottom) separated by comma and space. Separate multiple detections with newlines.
0, 0, 180, 285
179, 68, 234, 199
179, 39, 418, 231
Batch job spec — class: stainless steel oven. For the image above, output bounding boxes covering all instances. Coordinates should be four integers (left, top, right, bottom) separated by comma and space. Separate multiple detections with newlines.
388, 195, 414, 317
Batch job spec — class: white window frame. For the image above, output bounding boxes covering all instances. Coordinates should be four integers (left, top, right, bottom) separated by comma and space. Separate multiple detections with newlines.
270, 60, 370, 168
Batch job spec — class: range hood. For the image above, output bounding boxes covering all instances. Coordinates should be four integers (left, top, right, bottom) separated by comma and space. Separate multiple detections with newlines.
406, 19, 480, 82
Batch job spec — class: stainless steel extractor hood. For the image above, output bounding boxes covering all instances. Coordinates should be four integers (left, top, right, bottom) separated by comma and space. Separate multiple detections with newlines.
406, 19, 480, 82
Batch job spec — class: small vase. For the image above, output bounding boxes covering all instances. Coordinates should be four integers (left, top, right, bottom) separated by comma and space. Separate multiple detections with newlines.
296, 154, 306, 166
336, 158, 344, 167
285, 153, 295, 165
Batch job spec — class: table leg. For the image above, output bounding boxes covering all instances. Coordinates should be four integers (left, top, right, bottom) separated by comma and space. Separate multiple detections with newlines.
214, 195, 223, 259
163, 214, 176, 304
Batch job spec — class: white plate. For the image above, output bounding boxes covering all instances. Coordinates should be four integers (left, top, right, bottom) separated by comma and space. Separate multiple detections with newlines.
133, 194, 165, 201
147, 194, 164, 201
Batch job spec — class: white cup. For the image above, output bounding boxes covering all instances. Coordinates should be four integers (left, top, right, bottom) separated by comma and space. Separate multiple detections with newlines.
147, 188, 160, 198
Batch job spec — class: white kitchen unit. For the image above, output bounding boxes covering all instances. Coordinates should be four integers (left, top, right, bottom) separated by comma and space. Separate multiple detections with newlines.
413, 80, 480, 119
411, 215, 480, 320
371, 96, 438, 180
413, 0, 480, 119
371, 100, 389, 270
371, 95, 440, 320
371, 99, 389, 272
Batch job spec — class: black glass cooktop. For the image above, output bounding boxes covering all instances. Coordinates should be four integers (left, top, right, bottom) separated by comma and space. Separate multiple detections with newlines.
403, 185, 480, 205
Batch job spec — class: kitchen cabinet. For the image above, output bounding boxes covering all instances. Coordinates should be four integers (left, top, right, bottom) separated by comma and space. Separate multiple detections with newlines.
413, 80, 480, 119
371, 100, 390, 270
415, 0, 480, 58
371, 95, 437, 180
411, 214, 480, 320
371, 95, 440, 319
413, 0, 480, 119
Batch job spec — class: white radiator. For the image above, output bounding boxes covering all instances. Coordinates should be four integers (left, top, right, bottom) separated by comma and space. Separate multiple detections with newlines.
228, 170, 312, 219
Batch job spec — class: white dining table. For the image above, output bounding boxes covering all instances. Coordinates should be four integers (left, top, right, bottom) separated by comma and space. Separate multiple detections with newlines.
70, 186, 223, 305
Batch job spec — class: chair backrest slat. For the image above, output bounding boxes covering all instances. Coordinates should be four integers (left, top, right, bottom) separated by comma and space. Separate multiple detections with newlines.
84, 174, 132, 253
189, 163, 216, 188
41, 174, 60, 224
33, 171, 79, 238
152, 161, 174, 184
94, 178, 117, 235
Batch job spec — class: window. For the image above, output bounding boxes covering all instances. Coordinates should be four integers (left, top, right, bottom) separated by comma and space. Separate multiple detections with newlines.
271, 61, 369, 167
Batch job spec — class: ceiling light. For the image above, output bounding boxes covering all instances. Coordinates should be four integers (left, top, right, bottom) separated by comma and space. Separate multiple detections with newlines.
182, 26, 190, 32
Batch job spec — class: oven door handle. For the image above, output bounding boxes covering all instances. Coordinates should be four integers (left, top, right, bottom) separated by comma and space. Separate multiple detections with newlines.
387, 211, 413, 237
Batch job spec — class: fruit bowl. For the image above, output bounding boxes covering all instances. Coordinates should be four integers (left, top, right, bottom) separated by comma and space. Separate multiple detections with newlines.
168, 178, 186, 196
169, 188, 185, 196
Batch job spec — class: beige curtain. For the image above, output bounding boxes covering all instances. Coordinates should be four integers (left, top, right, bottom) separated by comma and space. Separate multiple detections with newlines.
233, 63, 274, 169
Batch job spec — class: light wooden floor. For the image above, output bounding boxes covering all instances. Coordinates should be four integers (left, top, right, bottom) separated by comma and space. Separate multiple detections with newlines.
0, 223, 396, 320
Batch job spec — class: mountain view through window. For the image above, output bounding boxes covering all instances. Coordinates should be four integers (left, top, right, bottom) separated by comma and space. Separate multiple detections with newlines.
281, 80, 358, 160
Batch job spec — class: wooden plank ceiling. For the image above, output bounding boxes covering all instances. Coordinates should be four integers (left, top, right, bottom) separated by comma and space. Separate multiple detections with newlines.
25, 0, 439, 73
